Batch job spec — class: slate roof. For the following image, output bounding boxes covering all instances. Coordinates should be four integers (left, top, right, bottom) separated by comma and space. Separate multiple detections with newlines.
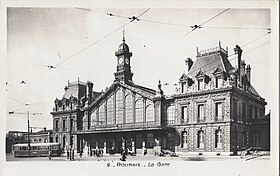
185, 47, 261, 98
62, 81, 87, 100
187, 51, 234, 78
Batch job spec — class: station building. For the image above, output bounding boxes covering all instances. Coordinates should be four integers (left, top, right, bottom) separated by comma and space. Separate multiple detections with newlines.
51, 38, 270, 155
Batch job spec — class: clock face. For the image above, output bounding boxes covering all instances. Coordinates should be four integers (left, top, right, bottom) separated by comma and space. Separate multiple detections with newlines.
125, 58, 129, 64
118, 58, 124, 64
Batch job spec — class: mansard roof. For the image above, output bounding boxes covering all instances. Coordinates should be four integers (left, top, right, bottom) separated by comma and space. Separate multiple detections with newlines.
187, 49, 234, 79
63, 81, 86, 100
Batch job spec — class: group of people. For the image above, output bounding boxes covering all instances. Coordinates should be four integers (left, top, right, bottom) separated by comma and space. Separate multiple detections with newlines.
88, 148, 104, 158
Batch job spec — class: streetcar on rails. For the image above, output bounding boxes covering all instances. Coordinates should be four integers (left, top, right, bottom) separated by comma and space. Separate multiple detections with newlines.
13, 143, 62, 157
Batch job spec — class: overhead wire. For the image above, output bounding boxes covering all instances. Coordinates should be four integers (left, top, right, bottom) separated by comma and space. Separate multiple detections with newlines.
7, 8, 151, 87
137, 8, 231, 70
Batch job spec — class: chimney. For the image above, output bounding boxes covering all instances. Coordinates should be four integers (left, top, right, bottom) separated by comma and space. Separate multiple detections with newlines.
87, 81, 94, 104
240, 60, 246, 76
246, 64, 251, 82
185, 58, 193, 71
234, 45, 243, 77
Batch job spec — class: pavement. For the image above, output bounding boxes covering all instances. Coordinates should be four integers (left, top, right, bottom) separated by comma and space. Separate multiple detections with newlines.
5, 152, 270, 162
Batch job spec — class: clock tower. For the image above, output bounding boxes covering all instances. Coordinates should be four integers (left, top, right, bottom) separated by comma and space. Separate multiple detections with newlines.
114, 35, 133, 83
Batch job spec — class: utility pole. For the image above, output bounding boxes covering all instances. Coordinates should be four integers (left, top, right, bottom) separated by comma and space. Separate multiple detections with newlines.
27, 110, 30, 157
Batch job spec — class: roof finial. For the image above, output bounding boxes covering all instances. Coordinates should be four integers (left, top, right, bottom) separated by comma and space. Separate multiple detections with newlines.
196, 47, 199, 54
219, 41, 221, 48
158, 80, 162, 90
122, 29, 125, 42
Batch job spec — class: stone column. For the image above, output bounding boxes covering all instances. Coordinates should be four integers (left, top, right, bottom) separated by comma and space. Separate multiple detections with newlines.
95, 141, 98, 149
113, 140, 116, 148
104, 141, 107, 154
132, 140, 135, 153
142, 140, 146, 155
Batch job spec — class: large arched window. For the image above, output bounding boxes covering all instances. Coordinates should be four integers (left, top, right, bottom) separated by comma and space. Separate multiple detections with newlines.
135, 99, 144, 122
98, 104, 106, 125
197, 129, 204, 149
116, 90, 124, 124
91, 110, 98, 127
215, 129, 222, 148
107, 96, 114, 125
167, 105, 175, 122
125, 94, 133, 123
146, 104, 154, 122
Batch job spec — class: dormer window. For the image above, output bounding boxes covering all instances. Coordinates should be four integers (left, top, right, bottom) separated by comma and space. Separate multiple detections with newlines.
215, 76, 223, 88
181, 82, 186, 93
213, 67, 226, 88
196, 70, 210, 91
198, 79, 204, 90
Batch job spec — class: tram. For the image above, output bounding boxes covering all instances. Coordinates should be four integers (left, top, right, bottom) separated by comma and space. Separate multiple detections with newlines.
13, 143, 62, 157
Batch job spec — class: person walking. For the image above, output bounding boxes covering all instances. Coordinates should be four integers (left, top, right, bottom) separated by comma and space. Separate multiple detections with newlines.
120, 150, 127, 161
90, 149, 93, 157
48, 150, 52, 160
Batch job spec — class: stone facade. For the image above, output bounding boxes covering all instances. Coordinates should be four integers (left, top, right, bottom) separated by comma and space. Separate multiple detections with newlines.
51, 39, 270, 155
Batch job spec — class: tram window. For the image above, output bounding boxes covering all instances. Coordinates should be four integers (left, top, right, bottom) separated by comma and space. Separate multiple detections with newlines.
20, 146, 27, 150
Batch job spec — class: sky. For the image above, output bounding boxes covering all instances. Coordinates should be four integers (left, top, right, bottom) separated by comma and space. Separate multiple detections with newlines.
6, 7, 273, 132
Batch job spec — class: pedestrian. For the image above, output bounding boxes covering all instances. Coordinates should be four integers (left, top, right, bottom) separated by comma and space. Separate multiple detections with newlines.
71, 149, 75, 161
101, 148, 103, 157
120, 150, 127, 161
90, 149, 93, 157
96, 149, 99, 158
67, 149, 69, 159
48, 150, 52, 160
93, 149, 96, 157
79, 151, 82, 158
